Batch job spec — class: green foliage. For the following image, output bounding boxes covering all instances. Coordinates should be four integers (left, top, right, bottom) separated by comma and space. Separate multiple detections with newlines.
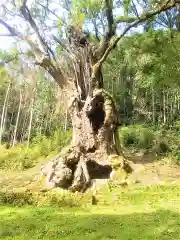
0, 189, 82, 207
31, 135, 53, 157
0, 129, 72, 171
71, 0, 103, 22
0, 189, 34, 206
153, 140, 169, 156
0, 49, 19, 65
118, 124, 176, 157
118, 125, 154, 149
31, 129, 72, 156
104, 30, 180, 127
174, 151, 180, 164
1, 181, 180, 208
123, 0, 131, 15
0, 145, 37, 170
51, 129, 72, 152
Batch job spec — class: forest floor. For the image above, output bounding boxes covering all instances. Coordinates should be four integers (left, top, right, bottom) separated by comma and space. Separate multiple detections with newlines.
1, 153, 180, 239
0, 152, 180, 191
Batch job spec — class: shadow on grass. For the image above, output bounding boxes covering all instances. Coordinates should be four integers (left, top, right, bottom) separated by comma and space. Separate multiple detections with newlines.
0, 206, 179, 240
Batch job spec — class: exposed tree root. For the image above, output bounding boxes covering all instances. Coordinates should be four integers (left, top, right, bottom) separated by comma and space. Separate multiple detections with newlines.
69, 156, 91, 192
40, 146, 133, 193
40, 88, 133, 192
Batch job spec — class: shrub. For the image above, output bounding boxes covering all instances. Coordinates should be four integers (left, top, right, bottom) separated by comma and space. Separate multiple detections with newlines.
153, 140, 170, 156
137, 127, 154, 149
0, 129, 72, 171
50, 129, 72, 152
170, 150, 180, 165
31, 135, 53, 157
0, 145, 36, 171
175, 151, 180, 164
0, 189, 34, 206
0, 189, 85, 207
118, 125, 154, 149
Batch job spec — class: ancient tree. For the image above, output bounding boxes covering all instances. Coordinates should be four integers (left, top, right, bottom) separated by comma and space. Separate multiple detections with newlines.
0, 0, 179, 191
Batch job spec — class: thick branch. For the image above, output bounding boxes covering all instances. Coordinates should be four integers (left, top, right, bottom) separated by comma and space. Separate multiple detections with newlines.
0, 33, 15, 37
95, 0, 115, 59
20, 1, 55, 59
0, 18, 45, 61
37, 57, 67, 89
18, 1, 68, 88
20, 4, 47, 54
115, 16, 138, 24
91, 0, 179, 84
98, 0, 180, 66
116, 0, 179, 24
92, 19, 100, 41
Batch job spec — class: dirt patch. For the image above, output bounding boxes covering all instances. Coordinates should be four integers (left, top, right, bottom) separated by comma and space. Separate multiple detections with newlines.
129, 159, 180, 186
1, 155, 180, 192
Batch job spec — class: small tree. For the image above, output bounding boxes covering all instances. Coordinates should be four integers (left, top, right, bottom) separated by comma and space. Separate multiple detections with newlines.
0, 0, 179, 191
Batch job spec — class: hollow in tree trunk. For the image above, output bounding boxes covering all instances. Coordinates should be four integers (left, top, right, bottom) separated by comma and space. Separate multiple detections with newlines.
40, 78, 129, 192
39, 27, 132, 192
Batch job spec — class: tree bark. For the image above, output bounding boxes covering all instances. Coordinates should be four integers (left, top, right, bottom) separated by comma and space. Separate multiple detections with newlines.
163, 88, 166, 124
152, 85, 155, 124
70, 88, 117, 156
0, 82, 11, 144
64, 109, 68, 132
27, 90, 35, 147
40, 86, 124, 192
12, 90, 22, 147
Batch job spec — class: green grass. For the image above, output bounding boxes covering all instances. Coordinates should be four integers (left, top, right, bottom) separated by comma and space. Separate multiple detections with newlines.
0, 184, 180, 240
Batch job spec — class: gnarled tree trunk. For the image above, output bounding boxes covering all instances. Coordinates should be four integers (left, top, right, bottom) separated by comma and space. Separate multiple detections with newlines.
41, 93, 121, 192
40, 44, 126, 192
39, 21, 134, 192
71, 89, 117, 156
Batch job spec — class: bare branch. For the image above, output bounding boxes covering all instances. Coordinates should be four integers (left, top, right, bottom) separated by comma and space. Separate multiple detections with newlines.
38, 2, 59, 19
19, 1, 56, 60
52, 35, 70, 53
37, 57, 66, 86
22, 0, 28, 8
20, 3, 48, 54
0, 1, 67, 89
0, 19, 18, 37
131, 0, 140, 18
0, 33, 15, 37
2, 5, 17, 17
155, 20, 169, 28
98, 14, 106, 33
92, 19, 100, 41
18, 1, 66, 88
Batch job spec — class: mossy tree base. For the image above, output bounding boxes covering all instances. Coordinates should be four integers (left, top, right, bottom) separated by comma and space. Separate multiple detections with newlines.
41, 90, 133, 192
